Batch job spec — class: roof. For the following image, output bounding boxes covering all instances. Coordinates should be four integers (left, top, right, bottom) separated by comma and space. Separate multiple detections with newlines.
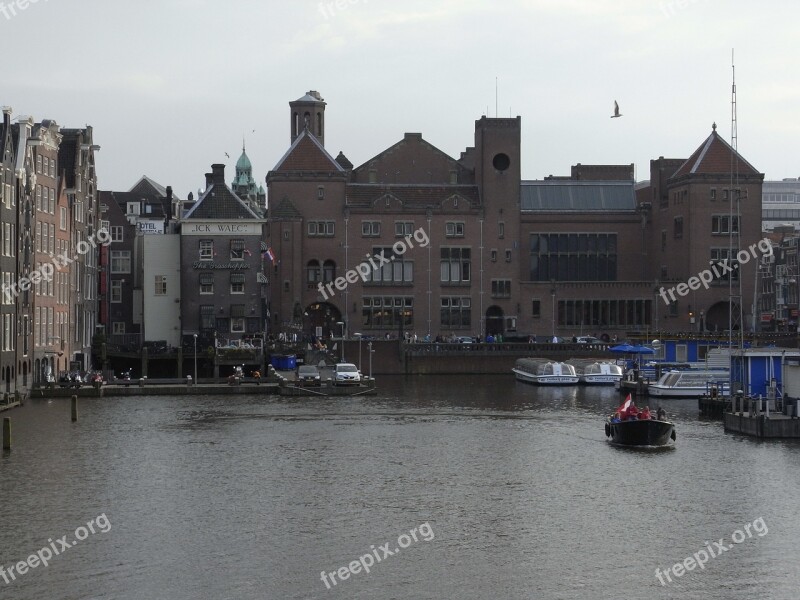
346, 184, 481, 209
269, 197, 303, 219
182, 183, 261, 220
236, 148, 252, 171
100, 190, 169, 218
271, 129, 344, 173
672, 127, 761, 179
520, 180, 637, 211
128, 175, 178, 199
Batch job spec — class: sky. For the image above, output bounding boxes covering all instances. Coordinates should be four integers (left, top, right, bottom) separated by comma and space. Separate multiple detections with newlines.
2, 0, 798, 199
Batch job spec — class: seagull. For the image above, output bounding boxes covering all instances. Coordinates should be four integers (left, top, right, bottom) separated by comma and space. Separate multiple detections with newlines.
611, 101, 622, 118
224, 152, 230, 158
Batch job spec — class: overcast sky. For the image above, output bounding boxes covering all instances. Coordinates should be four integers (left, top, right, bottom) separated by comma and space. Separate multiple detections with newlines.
2, 0, 797, 198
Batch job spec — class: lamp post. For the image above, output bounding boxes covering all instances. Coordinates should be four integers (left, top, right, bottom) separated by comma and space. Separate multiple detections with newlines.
336, 321, 345, 361
368, 341, 373, 378
193, 334, 197, 384
550, 280, 556, 340
354, 332, 362, 371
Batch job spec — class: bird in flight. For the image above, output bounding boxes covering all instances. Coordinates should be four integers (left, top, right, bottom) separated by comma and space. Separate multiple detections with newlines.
611, 101, 622, 118
224, 152, 230, 158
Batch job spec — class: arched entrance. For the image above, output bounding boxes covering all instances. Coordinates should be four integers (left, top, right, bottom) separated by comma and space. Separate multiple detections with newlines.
705, 301, 739, 332
486, 306, 504, 337
304, 302, 342, 339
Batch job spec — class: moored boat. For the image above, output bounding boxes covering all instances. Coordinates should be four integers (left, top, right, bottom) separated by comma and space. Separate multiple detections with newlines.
569, 359, 623, 385
648, 370, 730, 398
513, 358, 580, 385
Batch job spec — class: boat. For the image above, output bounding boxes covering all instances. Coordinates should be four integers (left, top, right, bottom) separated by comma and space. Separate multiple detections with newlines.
605, 394, 676, 446
605, 418, 676, 446
512, 358, 579, 385
569, 359, 623, 385
648, 370, 730, 398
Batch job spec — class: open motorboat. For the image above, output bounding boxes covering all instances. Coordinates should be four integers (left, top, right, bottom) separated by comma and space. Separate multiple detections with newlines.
605, 395, 676, 446
570, 360, 623, 385
513, 358, 579, 385
648, 370, 730, 398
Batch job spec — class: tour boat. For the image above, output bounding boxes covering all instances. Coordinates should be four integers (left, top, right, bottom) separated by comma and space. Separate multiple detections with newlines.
572, 361, 624, 385
513, 358, 580, 385
647, 370, 730, 398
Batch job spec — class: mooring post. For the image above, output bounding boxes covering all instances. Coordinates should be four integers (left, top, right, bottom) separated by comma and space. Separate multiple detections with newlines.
2, 417, 10, 450
71, 395, 78, 422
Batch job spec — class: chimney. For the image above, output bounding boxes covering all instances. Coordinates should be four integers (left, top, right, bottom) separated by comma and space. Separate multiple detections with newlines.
166, 185, 173, 202
211, 163, 225, 185
205, 172, 213, 190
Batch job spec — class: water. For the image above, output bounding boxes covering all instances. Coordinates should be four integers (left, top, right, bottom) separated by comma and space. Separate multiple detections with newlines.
1, 376, 799, 599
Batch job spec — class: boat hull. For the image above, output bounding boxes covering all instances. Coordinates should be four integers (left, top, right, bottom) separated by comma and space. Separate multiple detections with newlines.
648, 384, 729, 398
512, 369, 579, 385
581, 375, 623, 385
605, 419, 676, 446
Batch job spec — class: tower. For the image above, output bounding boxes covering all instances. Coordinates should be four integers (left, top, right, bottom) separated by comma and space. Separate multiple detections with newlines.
290, 91, 326, 146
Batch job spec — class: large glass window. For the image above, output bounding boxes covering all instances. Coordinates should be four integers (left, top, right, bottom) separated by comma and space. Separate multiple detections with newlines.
362, 296, 413, 330
368, 247, 413, 285
529, 234, 616, 282
110, 251, 131, 273
230, 239, 245, 260
199, 240, 213, 260
557, 299, 652, 328
440, 247, 470, 284
200, 305, 215, 330
440, 297, 471, 329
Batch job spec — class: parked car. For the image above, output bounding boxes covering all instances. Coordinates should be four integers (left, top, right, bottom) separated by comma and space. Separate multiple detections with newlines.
575, 336, 599, 344
297, 365, 321, 386
455, 336, 475, 344
333, 363, 361, 386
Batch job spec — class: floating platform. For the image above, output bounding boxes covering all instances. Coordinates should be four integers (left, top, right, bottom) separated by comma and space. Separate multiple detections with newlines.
724, 412, 800, 438
276, 378, 377, 397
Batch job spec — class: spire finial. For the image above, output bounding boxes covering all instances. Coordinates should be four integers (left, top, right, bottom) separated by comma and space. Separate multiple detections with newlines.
712, 122, 717, 132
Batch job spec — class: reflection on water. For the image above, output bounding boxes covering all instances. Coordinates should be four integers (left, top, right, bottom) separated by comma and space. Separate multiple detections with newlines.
1, 375, 799, 599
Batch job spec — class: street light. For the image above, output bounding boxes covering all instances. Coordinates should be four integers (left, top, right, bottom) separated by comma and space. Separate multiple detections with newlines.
354, 332, 362, 371
550, 280, 556, 339
368, 341, 373, 378
336, 321, 345, 361
193, 334, 198, 385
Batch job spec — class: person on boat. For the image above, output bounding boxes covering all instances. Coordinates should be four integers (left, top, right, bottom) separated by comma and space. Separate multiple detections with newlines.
626, 405, 639, 420
610, 412, 621, 423
656, 407, 666, 421
640, 406, 651, 420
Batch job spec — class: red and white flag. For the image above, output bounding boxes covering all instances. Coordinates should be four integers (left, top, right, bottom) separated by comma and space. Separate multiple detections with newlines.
618, 394, 633, 415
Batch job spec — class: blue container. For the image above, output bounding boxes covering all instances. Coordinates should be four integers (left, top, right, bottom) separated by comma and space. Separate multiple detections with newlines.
271, 354, 297, 370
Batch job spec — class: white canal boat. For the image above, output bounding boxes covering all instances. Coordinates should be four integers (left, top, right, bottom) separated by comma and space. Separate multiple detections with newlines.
513, 358, 580, 385
648, 370, 730, 398
569, 360, 624, 385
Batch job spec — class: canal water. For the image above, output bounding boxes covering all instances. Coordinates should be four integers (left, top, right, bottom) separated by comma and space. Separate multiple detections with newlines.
1, 376, 799, 599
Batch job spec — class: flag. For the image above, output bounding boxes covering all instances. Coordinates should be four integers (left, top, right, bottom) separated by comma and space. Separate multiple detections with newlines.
618, 394, 633, 415
263, 247, 275, 262
244, 248, 252, 256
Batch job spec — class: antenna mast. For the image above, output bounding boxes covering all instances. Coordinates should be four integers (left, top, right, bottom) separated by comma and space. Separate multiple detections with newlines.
729, 49, 744, 350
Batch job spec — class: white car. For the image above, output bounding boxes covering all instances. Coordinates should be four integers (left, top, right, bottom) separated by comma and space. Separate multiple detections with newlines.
334, 363, 362, 385
575, 336, 599, 344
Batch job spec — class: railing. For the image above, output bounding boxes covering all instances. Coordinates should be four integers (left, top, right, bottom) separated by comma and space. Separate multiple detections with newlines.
405, 342, 613, 356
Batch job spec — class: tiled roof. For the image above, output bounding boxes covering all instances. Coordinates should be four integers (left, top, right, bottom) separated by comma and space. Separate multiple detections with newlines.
101, 191, 169, 218
128, 175, 178, 199
269, 197, 303, 219
271, 129, 344, 173
183, 183, 261, 220
346, 184, 481, 208
520, 180, 636, 211
672, 128, 760, 179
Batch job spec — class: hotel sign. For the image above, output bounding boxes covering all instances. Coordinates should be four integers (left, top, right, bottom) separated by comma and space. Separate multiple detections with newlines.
137, 220, 164, 235
183, 222, 263, 236
193, 262, 251, 270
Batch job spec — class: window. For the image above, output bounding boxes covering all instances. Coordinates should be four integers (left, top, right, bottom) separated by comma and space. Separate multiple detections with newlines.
230, 273, 245, 294
111, 226, 123, 242
49, 157, 55, 178
395, 222, 413, 237
440, 297, 471, 329
490, 249, 497, 262
532, 299, 541, 318
199, 240, 213, 260
60, 207, 67, 230
367, 247, 413, 284
361, 296, 413, 330
154, 275, 167, 295
440, 247, 471, 284
318, 186, 324, 200
283, 231, 289, 240
505, 249, 512, 263
110, 280, 122, 303
711, 215, 740, 234
362, 221, 381, 237
307, 260, 321, 285
36, 154, 42, 174
529, 233, 617, 282
110, 251, 131, 273
499, 222, 505, 238
308, 221, 335, 237
199, 273, 214, 294
710, 248, 740, 281
230, 239, 245, 260
49, 188, 55, 214
74, 201, 84, 223
35, 222, 41, 252
200, 305, 215, 330
445, 222, 465, 237
230, 304, 245, 332
491, 279, 511, 298
112, 322, 126, 335
36, 185, 42, 212
323, 260, 336, 283
723, 189, 729, 200
557, 299, 652, 328
710, 188, 716, 200
673, 217, 683, 239
661, 230, 667, 251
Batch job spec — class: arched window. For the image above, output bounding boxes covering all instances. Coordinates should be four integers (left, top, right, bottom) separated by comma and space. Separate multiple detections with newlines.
316, 113, 323, 137
323, 260, 336, 283
307, 260, 321, 284
293, 112, 299, 136
303, 112, 311, 129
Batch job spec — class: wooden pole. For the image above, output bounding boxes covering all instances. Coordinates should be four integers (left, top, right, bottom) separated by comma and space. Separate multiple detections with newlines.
2, 417, 10, 450
71, 395, 78, 422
